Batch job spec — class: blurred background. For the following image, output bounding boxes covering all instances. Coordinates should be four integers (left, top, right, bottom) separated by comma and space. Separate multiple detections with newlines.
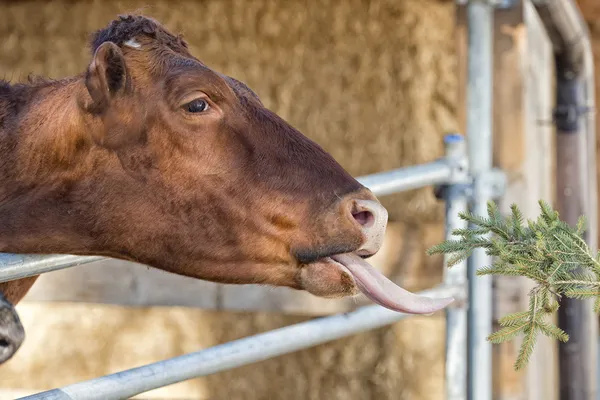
0, 0, 598, 399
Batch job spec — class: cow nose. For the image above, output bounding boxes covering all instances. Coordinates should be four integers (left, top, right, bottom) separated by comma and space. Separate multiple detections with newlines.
349, 199, 388, 257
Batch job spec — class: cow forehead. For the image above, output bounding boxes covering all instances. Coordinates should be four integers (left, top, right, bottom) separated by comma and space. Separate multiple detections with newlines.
90, 14, 191, 57
90, 15, 261, 105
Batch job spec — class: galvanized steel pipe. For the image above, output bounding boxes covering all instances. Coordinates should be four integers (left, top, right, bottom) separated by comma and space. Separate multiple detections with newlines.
465, 2, 494, 400
0, 254, 103, 283
442, 134, 469, 400
356, 160, 453, 197
18, 284, 464, 400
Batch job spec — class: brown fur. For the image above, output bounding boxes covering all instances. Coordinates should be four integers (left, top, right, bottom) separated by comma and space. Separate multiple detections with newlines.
0, 277, 38, 305
0, 16, 383, 318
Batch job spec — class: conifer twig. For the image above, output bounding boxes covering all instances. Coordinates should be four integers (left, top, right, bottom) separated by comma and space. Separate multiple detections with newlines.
427, 200, 598, 370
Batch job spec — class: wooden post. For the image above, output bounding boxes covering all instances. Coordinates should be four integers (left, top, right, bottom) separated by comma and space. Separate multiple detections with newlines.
577, 0, 600, 298
531, 1, 598, 398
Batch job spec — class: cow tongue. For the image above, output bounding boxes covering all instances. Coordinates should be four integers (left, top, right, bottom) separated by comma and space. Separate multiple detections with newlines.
330, 253, 454, 314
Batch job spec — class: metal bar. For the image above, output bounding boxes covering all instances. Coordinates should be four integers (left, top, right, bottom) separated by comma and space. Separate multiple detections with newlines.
19, 284, 465, 400
0, 254, 102, 283
0, 161, 453, 284
356, 160, 453, 197
465, 2, 494, 400
442, 134, 469, 400
532, 1, 598, 398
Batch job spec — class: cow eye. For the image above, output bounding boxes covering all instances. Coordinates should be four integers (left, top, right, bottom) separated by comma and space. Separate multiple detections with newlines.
185, 98, 210, 113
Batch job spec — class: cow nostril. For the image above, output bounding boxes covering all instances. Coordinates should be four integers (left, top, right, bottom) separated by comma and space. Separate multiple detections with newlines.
348, 198, 389, 256
352, 210, 375, 228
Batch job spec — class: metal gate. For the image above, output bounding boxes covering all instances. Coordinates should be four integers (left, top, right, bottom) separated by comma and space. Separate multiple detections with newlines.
0, 0, 594, 399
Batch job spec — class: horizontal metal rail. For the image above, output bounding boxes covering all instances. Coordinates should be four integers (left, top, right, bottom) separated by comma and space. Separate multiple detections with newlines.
0, 254, 102, 283
0, 159, 454, 283
19, 284, 464, 400
356, 159, 453, 197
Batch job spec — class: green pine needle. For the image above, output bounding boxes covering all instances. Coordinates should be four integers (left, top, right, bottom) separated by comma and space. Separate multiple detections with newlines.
488, 322, 528, 344
537, 320, 569, 343
428, 199, 599, 371
497, 311, 530, 325
515, 325, 538, 370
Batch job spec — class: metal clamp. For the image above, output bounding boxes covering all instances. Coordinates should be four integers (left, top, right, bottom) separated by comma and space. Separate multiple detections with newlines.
473, 168, 507, 200
436, 169, 506, 201
552, 104, 595, 132
433, 133, 507, 202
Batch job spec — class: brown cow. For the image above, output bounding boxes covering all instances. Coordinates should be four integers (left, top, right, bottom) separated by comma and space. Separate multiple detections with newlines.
0, 15, 452, 364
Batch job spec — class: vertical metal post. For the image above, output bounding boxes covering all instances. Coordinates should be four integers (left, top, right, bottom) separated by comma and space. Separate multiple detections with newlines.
443, 134, 469, 400
466, 1, 494, 400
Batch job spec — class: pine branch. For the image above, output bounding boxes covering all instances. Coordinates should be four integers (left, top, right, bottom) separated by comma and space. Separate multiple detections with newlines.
427, 199, 598, 370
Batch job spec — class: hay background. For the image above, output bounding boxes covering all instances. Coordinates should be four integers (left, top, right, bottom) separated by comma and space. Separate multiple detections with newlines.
0, 0, 457, 399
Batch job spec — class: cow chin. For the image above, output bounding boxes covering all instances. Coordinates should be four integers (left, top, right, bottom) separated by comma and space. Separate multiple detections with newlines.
299, 259, 359, 298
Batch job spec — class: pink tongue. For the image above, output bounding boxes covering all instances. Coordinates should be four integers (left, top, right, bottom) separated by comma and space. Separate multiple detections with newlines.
331, 253, 454, 314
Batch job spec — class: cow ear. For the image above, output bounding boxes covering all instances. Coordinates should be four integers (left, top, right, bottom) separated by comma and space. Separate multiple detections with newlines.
85, 42, 128, 112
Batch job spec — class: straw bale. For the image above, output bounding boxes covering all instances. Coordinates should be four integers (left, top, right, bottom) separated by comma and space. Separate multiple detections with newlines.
0, 301, 446, 400
0, 1, 456, 399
